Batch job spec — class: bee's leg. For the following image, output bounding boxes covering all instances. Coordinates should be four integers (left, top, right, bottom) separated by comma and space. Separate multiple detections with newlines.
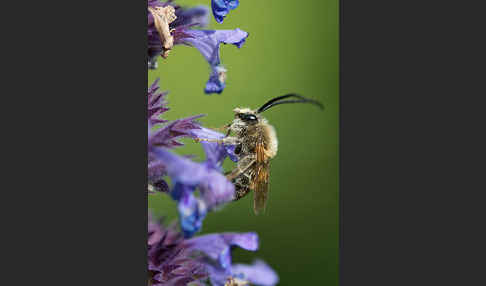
226, 155, 255, 180
194, 136, 240, 145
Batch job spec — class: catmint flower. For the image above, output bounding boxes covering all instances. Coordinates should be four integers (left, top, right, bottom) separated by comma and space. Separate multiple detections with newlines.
149, 126, 238, 236
179, 29, 248, 94
147, 115, 203, 193
211, 0, 240, 23
184, 232, 279, 286
148, 215, 278, 286
190, 127, 239, 166
148, 214, 208, 285
147, 78, 239, 236
148, 78, 169, 126
148, 1, 210, 66
148, 78, 204, 192
151, 146, 235, 237
148, 1, 249, 94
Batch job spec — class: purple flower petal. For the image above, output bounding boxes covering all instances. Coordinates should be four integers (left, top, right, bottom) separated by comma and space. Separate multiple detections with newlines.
148, 114, 204, 148
231, 260, 279, 286
148, 78, 169, 125
178, 190, 208, 238
191, 127, 238, 167
151, 148, 210, 186
147, 213, 209, 285
199, 169, 235, 209
180, 29, 249, 94
153, 147, 235, 209
183, 29, 248, 66
212, 0, 240, 23
185, 232, 258, 269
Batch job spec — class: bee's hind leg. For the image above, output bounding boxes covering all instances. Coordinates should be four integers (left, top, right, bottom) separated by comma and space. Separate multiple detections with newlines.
225, 156, 255, 180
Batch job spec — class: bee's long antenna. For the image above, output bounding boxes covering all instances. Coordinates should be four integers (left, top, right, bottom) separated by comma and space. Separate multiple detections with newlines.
256, 93, 324, 113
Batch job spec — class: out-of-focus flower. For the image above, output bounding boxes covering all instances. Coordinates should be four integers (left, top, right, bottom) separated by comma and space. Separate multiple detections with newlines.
148, 214, 208, 286
147, 78, 238, 236
231, 260, 279, 286
151, 146, 235, 237
148, 78, 169, 126
211, 0, 240, 23
184, 232, 279, 286
147, 113, 203, 191
179, 29, 248, 94
147, 78, 204, 192
147, 79, 237, 235
148, 215, 278, 286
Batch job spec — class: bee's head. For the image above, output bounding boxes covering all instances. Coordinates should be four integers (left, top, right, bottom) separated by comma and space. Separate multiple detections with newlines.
232, 107, 260, 126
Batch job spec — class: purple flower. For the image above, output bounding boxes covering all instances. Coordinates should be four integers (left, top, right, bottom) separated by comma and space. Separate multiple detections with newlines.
148, 214, 208, 286
148, 1, 249, 95
148, 215, 278, 286
147, 78, 205, 192
148, 114, 204, 149
212, 0, 240, 23
148, 78, 169, 126
184, 232, 279, 286
179, 29, 248, 94
147, 79, 239, 236
185, 232, 258, 269
149, 119, 238, 237
151, 147, 235, 237
148, 1, 210, 66
231, 260, 279, 286
148, 115, 203, 192
190, 127, 239, 166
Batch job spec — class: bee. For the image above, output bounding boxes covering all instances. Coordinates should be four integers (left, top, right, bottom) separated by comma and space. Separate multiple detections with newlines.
198, 94, 323, 214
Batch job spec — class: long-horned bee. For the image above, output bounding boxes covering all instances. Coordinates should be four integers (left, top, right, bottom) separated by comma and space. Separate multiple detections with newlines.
198, 94, 323, 214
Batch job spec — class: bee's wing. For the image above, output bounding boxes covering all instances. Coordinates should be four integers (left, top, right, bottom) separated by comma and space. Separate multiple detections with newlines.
253, 139, 270, 215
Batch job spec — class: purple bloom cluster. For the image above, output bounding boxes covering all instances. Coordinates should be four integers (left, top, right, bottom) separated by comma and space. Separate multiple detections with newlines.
148, 215, 278, 286
148, 0, 248, 94
147, 1, 278, 285
147, 78, 279, 284
148, 215, 208, 285
148, 78, 237, 237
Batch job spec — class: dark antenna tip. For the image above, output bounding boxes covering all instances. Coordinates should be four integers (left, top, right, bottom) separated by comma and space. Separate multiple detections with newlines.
257, 93, 324, 113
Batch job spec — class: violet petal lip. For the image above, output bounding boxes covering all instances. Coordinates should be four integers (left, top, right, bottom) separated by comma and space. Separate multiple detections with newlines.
180, 29, 249, 94
232, 260, 280, 286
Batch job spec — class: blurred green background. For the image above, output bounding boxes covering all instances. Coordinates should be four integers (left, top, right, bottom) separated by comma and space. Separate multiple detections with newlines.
148, 0, 338, 285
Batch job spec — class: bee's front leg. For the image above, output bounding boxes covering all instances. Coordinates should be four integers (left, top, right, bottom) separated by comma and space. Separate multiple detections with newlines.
194, 136, 240, 145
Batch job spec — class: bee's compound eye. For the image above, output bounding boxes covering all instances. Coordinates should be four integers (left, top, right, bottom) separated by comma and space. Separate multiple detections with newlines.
239, 113, 257, 122
247, 114, 257, 121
